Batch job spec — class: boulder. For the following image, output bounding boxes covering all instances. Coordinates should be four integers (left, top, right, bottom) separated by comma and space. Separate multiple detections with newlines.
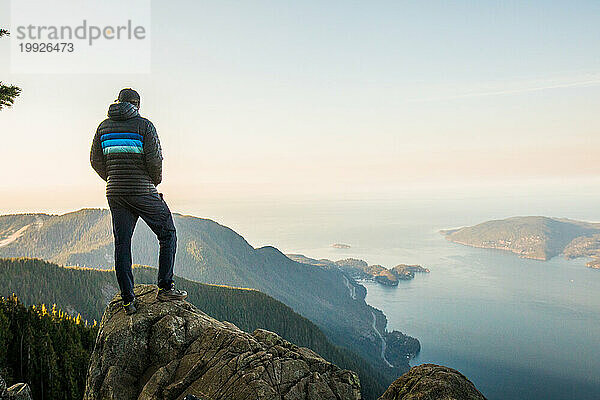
378, 364, 486, 400
83, 285, 361, 400
0, 380, 33, 400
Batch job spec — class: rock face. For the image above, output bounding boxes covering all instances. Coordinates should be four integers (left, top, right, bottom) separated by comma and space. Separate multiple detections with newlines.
84, 285, 361, 400
378, 364, 486, 400
0, 375, 33, 400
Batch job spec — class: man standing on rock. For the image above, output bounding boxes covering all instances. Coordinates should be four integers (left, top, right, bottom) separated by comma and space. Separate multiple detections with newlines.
90, 88, 187, 315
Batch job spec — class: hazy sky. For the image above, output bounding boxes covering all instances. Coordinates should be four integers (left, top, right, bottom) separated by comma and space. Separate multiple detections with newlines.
1, 1, 599, 214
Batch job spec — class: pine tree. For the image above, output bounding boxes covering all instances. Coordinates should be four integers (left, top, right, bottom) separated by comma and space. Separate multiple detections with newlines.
0, 29, 22, 110
0, 294, 98, 399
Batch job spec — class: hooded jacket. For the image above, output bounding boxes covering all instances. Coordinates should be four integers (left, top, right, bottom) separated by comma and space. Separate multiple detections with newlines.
91, 102, 163, 195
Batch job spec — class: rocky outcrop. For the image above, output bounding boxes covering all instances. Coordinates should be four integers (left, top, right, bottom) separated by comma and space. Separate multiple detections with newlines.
84, 285, 361, 400
330, 259, 429, 285
586, 258, 600, 269
0, 375, 33, 400
373, 273, 399, 286
378, 364, 486, 400
391, 265, 429, 280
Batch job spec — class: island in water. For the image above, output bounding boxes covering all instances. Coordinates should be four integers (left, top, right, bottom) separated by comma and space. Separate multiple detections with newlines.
288, 254, 430, 286
331, 243, 352, 249
442, 216, 600, 269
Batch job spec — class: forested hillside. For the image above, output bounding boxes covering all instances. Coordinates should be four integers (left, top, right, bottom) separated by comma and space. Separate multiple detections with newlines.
0, 258, 389, 399
0, 294, 97, 400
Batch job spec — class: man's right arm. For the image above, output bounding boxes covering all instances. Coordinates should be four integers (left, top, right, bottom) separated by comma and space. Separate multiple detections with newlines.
90, 128, 108, 181
143, 120, 163, 186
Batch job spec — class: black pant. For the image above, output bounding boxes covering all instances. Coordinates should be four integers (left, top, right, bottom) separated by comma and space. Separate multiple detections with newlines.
107, 192, 177, 303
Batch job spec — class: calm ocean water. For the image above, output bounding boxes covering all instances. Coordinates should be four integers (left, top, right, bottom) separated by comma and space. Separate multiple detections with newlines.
189, 193, 600, 400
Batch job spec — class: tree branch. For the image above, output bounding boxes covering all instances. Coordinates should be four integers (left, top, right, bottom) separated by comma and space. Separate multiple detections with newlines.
0, 29, 22, 109
0, 83, 22, 110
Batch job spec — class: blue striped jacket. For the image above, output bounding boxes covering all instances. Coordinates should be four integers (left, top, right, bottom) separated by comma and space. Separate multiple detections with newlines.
90, 101, 163, 195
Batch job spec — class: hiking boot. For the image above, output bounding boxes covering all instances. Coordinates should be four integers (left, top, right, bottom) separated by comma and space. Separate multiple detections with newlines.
123, 299, 137, 315
157, 284, 188, 301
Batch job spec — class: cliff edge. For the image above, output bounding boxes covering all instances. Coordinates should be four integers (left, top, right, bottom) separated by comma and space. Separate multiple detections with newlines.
83, 285, 486, 400
83, 285, 361, 400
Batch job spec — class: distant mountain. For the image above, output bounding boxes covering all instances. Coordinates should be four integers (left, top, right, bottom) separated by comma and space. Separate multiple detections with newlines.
441, 216, 600, 267
0, 257, 388, 400
0, 210, 418, 393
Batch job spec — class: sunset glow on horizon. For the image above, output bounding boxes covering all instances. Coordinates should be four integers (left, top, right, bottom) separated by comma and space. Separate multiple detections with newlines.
1, 1, 599, 214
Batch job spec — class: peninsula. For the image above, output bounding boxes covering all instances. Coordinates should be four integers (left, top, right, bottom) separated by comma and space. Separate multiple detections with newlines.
442, 216, 600, 268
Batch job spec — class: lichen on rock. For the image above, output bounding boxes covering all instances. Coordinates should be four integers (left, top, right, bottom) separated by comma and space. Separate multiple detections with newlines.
378, 364, 486, 400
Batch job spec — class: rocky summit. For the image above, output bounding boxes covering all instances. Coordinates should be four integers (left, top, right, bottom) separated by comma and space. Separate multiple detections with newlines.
83, 285, 361, 400
377, 364, 487, 400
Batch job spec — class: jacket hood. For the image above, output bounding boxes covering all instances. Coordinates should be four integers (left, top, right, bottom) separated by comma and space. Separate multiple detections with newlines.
108, 102, 139, 121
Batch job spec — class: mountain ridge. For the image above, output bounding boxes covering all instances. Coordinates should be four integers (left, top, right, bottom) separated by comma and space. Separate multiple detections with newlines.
0, 209, 419, 395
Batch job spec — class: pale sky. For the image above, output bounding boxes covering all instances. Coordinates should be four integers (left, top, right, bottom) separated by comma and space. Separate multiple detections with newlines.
1, 0, 599, 214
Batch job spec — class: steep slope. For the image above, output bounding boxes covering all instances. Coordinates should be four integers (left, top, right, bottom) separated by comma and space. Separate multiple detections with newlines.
83, 285, 362, 400
0, 210, 418, 379
0, 258, 388, 399
442, 216, 600, 262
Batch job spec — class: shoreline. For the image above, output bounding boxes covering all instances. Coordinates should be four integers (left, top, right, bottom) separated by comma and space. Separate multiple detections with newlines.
371, 310, 394, 368
353, 276, 419, 371
446, 237, 600, 268
445, 237, 549, 260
